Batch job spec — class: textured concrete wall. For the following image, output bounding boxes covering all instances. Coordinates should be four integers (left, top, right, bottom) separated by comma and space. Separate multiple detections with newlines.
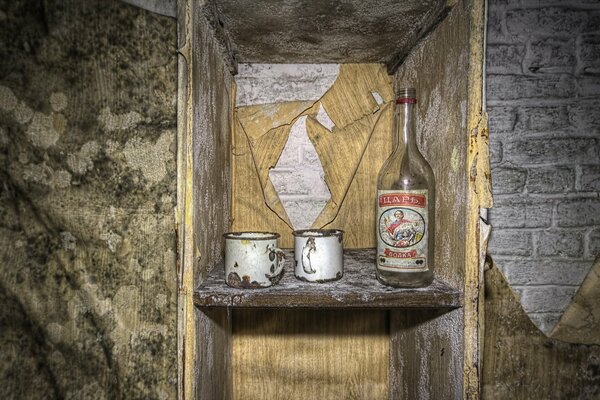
0, 1, 177, 398
486, 0, 600, 333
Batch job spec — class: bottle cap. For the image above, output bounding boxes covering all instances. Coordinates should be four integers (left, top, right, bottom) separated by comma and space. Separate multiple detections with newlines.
396, 87, 417, 104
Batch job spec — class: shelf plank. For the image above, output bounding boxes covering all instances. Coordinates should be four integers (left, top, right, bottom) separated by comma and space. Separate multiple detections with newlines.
194, 249, 462, 308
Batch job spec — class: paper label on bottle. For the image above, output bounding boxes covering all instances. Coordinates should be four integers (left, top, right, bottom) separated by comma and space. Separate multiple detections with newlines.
377, 190, 429, 272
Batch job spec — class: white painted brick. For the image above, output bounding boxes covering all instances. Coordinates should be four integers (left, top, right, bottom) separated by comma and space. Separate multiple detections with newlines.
487, 106, 516, 133
498, 258, 592, 286
588, 228, 600, 257
579, 34, 600, 74
504, 138, 599, 166
515, 285, 578, 313
486, 6, 512, 44
577, 76, 600, 97
514, 105, 569, 133
579, 165, 600, 191
486, 44, 525, 74
556, 198, 600, 227
506, 7, 589, 38
489, 140, 503, 165
568, 100, 600, 132
488, 229, 532, 256
269, 169, 311, 196
235, 64, 339, 106
524, 38, 576, 74
489, 197, 553, 228
491, 166, 527, 194
281, 198, 328, 230
487, 74, 577, 101
536, 229, 585, 257
526, 166, 574, 194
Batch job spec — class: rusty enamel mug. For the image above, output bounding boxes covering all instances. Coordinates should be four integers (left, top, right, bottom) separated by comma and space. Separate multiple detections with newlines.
293, 229, 344, 283
223, 232, 285, 288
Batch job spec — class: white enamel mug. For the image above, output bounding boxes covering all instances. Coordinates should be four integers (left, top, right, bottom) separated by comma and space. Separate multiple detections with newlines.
223, 232, 285, 288
293, 229, 344, 283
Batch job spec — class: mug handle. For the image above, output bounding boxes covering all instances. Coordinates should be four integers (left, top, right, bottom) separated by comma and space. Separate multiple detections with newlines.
265, 247, 285, 279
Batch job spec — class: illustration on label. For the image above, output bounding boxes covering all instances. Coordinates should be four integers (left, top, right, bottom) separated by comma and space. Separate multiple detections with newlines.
377, 190, 428, 272
379, 208, 425, 248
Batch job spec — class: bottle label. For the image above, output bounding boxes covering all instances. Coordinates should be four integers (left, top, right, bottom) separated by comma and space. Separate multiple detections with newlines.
377, 190, 429, 272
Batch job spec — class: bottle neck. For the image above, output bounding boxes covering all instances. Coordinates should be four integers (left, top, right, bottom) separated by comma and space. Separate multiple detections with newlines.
396, 99, 417, 151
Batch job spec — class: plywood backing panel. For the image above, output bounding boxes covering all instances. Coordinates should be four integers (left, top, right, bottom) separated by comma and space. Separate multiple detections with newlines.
232, 309, 389, 400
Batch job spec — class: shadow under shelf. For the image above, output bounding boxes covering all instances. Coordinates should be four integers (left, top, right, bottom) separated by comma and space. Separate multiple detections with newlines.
194, 249, 462, 309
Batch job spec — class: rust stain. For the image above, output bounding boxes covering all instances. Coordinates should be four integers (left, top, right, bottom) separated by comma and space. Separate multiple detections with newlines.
227, 272, 265, 289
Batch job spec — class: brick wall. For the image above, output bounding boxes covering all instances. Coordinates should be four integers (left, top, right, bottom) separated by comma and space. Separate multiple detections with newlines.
486, 0, 600, 333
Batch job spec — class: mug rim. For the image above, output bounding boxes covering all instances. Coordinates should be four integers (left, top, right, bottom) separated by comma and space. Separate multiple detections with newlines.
223, 231, 280, 240
292, 229, 344, 237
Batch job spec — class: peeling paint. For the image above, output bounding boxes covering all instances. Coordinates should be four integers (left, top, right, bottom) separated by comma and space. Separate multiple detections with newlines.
451, 146, 459, 172
13, 101, 33, 124
315, 102, 335, 131
100, 230, 122, 253
0, 85, 17, 112
0, 126, 7, 145
50, 92, 68, 112
22, 162, 72, 188
123, 130, 174, 186
60, 231, 77, 250
26, 112, 62, 148
98, 107, 143, 132
0, 1, 177, 398
67, 140, 100, 175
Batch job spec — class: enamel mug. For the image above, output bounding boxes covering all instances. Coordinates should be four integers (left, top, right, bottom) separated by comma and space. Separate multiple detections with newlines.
223, 232, 285, 288
293, 229, 344, 283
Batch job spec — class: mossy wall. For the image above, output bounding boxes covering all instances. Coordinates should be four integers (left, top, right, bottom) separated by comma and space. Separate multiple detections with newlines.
0, 0, 177, 398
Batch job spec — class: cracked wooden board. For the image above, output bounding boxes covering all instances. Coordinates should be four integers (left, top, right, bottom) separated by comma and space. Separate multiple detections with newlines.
318, 103, 394, 247
307, 107, 392, 234
231, 119, 294, 247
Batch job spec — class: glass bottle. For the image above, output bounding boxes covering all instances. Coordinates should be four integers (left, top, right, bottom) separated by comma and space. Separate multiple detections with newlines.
376, 87, 435, 287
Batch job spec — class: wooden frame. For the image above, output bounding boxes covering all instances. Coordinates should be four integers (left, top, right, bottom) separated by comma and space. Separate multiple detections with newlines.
177, 0, 489, 398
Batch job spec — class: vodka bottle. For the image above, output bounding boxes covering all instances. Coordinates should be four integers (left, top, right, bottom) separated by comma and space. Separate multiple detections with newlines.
376, 87, 435, 287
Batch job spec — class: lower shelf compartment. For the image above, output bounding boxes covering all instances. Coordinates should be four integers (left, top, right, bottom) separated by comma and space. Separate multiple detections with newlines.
194, 249, 462, 308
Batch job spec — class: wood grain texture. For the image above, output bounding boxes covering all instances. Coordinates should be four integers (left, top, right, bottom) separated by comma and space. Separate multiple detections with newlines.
464, 0, 487, 396
177, 1, 196, 398
391, 0, 482, 397
196, 308, 232, 400
179, 0, 234, 398
191, 8, 233, 286
195, 250, 462, 308
318, 102, 394, 247
233, 309, 389, 400
231, 118, 295, 247
390, 309, 464, 400
482, 262, 600, 399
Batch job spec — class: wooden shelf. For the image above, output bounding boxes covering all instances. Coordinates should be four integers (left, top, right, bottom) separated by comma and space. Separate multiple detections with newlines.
194, 249, 462, 309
